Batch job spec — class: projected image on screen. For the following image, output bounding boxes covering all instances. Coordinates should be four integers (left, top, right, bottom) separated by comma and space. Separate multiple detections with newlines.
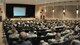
13, 7, 26, 16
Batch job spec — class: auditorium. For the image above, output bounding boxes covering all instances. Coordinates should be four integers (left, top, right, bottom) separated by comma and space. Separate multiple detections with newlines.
0, 0, 80, 45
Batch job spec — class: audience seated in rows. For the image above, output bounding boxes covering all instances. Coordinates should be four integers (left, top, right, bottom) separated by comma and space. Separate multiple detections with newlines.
3, 19, 80, 45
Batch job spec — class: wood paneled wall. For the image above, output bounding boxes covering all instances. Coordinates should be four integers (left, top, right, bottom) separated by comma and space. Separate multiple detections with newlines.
45, 6, 79, 20
54, 6, 63, 19
66, 6, 76, 19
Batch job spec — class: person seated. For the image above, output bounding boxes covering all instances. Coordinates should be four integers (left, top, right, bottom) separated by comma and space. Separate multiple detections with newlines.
4, 18, 10, 24
8, 27, 19, 38
39, 40, 49, 45
8, 27, 18, 34
15, 31, 32, 45
46, 32, 56, 36
55, 33, 62, 42
27, 30, 37, 38
71, 40, 80, 45
48, 39, 56, 44
74, 25, 80, 31
73, 25, 80, 35
8, 27, 19, 45
61, 27, 71, 34
55, 32, 66, 43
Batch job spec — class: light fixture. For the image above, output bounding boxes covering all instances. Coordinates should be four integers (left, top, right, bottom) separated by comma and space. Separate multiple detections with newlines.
63, 7, 66, 15
52, 9, 54, 13
53, 5, 55, 13
52, 4, 55, 18
63, 8, 65, 13
76, 1, 79, 15
76, 9, 79, 15
63, 2, 66, 20
63, 2, 66, 14
44, 9, 46, 12
76, 1, 79, 20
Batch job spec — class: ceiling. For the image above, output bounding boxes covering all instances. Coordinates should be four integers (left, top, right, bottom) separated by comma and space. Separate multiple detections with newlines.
6, 0, 79, 5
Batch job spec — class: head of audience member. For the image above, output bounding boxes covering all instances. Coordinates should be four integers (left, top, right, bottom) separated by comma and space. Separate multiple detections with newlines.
29, 30, 34, 33
68, 34, 75, 40
74, 25, 80, 34
40, 40, 45, 43
19, 31, 27, 40
55, 33, 61, 41
10, 27, 17, 34
63, 26, 67, 31
6, 18, 10, 21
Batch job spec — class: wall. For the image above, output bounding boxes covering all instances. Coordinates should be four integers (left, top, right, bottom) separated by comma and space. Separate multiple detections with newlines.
35, 1, 80, 20
35, 5, 43, 19
1, 4, 6, 21
0, 1, 6, 45
0, 3, 6, 21
2, 1, 80, 20
65, 5, 76, 19
45, 5, 77, 20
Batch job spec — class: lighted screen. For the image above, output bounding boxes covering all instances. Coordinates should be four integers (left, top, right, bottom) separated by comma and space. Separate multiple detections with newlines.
13, 7, 26, 16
